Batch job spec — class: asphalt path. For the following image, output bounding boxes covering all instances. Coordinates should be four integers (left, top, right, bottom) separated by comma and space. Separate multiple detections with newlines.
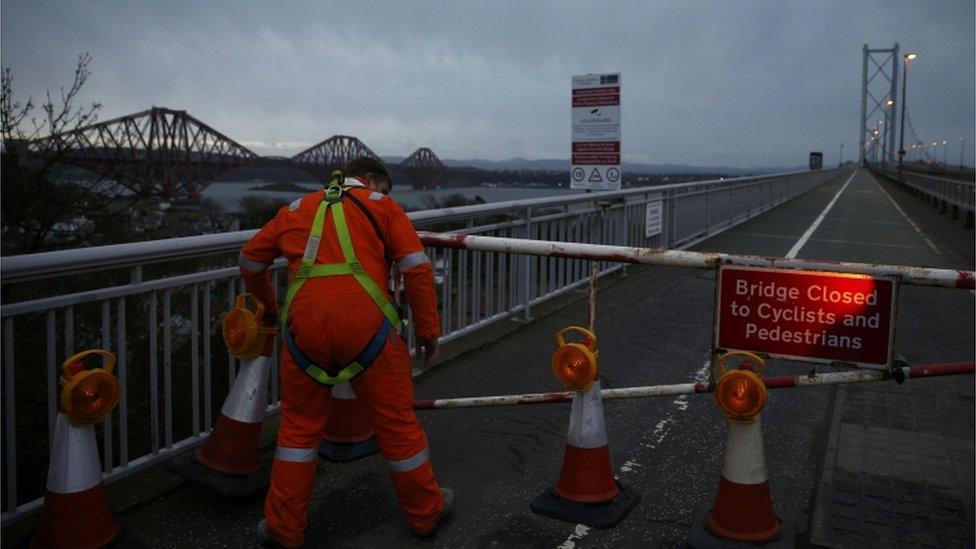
114, 169, 973, 548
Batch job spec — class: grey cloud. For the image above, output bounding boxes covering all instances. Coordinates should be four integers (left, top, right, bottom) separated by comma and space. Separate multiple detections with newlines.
1, 0, 972, 168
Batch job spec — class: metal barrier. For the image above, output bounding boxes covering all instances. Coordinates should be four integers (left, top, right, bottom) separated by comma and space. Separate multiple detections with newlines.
873, 165, 976, 213
0, 167, 843, 524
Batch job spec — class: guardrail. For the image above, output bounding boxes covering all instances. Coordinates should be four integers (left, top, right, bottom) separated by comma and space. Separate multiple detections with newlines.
872, 165, 976, 215
0, 167, 844, 524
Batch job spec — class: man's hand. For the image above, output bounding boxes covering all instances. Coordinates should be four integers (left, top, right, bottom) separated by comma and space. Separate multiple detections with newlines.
416, 336, 440, 367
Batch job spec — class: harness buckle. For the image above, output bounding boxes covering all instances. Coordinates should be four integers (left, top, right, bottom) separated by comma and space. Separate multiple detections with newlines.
296, 263, 312, 278
349, 262, 365, 274
324, 185, 344, 204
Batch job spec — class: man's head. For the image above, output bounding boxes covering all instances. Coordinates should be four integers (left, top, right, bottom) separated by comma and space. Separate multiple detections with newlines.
345, 156, 393, 195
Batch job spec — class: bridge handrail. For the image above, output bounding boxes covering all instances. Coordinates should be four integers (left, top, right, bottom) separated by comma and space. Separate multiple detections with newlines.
0, 169, 816, 284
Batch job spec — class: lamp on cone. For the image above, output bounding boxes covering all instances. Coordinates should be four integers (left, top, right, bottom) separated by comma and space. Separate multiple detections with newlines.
166, 294, 274, 497
531, 326, 640, 528
318, 381, 379, 462
689, 351, 793, 548
32, 350, 133, 548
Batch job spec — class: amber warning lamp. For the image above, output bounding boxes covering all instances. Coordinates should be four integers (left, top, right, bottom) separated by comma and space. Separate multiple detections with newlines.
59, 349, 121, 426
222, 293, 278, 359
713, 351, 768, 423
551, 326, 599, 392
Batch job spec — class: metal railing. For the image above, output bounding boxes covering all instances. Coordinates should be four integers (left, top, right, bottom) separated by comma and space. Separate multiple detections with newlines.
873, 165, 975, 213
0, 167, 844, 524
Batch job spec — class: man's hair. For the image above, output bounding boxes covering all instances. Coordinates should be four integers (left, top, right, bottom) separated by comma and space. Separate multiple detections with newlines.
345, 156, 391, 183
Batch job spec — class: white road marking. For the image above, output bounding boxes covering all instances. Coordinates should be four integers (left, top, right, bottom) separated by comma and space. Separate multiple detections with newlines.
869, 174, 942, 255
785, 171, 857, 259
728, 232, 927, 249
558, 524, 592, 549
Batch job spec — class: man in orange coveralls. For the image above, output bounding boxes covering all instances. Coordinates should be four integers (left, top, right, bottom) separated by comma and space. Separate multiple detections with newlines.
238, 156, 451, 547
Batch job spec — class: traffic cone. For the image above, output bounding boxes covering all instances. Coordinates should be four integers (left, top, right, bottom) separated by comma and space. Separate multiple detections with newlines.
318, 381, 379, 463
166, 355, 272, 497
688, 351, 795, 547
31, 413, 121, 548
530, 379, 640, 528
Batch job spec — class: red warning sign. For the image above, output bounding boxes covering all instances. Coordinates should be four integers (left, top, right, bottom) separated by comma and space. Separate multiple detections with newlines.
715, 266, 897, 368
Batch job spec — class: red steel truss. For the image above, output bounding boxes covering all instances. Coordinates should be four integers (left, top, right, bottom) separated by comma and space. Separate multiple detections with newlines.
29, 107, 259, 198
291, 135, 382, 183
27, 107, 463, 197
400, 147, 446, 189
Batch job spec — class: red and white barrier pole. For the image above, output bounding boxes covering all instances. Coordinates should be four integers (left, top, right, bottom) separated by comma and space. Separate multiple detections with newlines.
418, 232, 976, 289
412, 362, 974, 411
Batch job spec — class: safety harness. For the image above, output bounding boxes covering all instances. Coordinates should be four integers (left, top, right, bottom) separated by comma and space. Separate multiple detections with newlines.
280, 171, 402, 386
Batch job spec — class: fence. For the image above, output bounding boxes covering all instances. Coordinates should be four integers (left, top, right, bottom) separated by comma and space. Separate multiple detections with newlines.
873, 165, 976, 215
0, 167, 845, 524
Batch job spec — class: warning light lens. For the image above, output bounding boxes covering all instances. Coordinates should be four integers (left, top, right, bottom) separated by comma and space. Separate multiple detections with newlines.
224, 312, 248, 348
64, 372, 120, 425
715, 370, 766, 422
551, 346, 597, 392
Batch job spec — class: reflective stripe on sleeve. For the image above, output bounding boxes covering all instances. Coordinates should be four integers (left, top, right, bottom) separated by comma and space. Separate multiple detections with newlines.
386, 446, 430, 473
239, 252, 270, 273
369, 191, 384, 201
397, 251, 430, 271
275, 446, 318, 462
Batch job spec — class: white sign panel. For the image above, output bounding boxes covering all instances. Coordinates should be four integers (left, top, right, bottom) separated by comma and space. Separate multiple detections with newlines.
645, 199, 662, 237
571, 73, 621, 191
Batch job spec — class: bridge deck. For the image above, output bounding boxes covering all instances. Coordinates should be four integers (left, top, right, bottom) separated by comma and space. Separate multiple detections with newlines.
7, 170, 973, 548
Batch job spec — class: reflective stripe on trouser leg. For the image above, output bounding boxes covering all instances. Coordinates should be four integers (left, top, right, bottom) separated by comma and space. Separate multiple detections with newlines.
386, 447, 444, 534
265, 448, 318, 548
266, 351, 332, 548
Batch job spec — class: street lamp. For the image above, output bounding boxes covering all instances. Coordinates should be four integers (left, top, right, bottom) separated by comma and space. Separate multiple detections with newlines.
942, 139, 948, 165
898, 52, 917, 182
839, 143, 845, 167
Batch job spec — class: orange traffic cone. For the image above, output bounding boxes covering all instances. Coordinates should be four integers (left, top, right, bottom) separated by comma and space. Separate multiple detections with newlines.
31, 413, 121, 548
530, 379, 640, 528
166, 355, 272, 497
689, 352, 793, 547
33, 349, 131, 548
318, 381, 379, 462
707, 417, 779, 539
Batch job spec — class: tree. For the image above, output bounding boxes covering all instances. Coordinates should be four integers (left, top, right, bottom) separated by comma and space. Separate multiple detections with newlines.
1, 53, 127, 254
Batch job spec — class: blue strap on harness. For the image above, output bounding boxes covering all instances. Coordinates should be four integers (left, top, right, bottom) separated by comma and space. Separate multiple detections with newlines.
284, 319, 392, 386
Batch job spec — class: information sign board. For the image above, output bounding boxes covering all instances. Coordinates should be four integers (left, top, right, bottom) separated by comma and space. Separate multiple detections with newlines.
715, 265, 897, 369
645, 199, 662, 237
571, 73, 621, 190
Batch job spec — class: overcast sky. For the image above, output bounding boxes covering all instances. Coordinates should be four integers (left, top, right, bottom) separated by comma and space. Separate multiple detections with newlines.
2, 1, 973, 168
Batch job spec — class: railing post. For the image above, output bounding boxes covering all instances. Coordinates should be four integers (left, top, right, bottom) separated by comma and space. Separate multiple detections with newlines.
519, 206, 533, 321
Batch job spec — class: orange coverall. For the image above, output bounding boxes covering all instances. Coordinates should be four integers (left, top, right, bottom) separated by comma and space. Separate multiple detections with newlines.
238, 178, 444, 546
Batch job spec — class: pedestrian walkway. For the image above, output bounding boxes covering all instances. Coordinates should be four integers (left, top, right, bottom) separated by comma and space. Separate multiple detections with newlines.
800, 171, 975, 548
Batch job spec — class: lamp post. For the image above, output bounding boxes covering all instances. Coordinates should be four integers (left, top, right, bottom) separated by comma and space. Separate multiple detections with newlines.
898, 52, 917, 182
839, 143, 845, 167
942, 140, 948, 165
882, 99, 893, 175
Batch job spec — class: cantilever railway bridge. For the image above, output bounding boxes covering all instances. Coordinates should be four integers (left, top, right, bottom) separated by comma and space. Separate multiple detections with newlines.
25, 107, 454, 197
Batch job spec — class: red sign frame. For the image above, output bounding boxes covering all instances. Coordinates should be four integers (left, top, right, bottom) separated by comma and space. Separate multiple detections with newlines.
714, 265, 898, 369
